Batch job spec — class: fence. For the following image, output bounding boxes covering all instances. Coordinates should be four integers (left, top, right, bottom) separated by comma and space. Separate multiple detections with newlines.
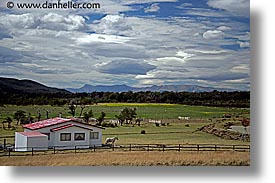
0, 143, 250, 157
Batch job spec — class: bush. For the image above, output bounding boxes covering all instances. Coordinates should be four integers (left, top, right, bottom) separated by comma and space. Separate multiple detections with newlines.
155, 123, 160, 127
141, 130, 146, 134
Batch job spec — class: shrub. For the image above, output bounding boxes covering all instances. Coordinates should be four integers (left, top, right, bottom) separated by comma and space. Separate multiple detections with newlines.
155, 123, 160, 127
141, 130, 146, 134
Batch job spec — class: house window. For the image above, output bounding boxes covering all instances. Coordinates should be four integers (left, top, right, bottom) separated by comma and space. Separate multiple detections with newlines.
90, 132, 99, 139
74, 133, 85, 141
43, 133, 50, 140
60, 133, 71, 141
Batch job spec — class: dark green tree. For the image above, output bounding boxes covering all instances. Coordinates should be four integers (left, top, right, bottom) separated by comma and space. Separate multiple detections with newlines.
2, 117, 13, 130
13, 110, 26, 125
68, 104, 77, 117
97, 111, 106, 126
83, 109, 94, 123
115, 107, 137, 126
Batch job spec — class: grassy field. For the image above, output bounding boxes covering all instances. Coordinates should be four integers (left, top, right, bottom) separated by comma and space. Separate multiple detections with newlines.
0, 151, 250, 166
0, 103, 250, 145
102, 122, 249, 145
0, 103, 249, 120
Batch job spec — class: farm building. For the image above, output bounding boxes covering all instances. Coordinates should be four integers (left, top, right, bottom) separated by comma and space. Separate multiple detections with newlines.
15, 132, 48, 152
16, 117, 104, 151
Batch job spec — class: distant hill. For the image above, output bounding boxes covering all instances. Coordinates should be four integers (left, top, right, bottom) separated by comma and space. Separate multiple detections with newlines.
67, 84, 235, 93
67, 84, 136, 93
0, 77, 70, 94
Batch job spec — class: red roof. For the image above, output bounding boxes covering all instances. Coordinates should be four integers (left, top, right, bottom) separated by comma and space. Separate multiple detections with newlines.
50, 124, 93, 132
23, 117, 105, 130
23, 117, 72, 130
17, 132, 47, 137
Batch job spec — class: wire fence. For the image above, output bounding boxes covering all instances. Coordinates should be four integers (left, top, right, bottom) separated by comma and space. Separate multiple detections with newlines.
0, 143, 250, 157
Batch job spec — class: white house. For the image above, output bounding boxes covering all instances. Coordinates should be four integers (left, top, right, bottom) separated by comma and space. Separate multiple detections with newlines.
18, 117, 104, 150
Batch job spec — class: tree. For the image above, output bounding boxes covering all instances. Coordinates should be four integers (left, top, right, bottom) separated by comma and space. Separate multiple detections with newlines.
115, 107, 137, 126
97, 111, 106, 126
79, 105, 86, 117
2, 117, 13, 130
37, 112, 41, 121
13, 110, 26, 125
83, 109, 94, 123
68, 104, 77, 117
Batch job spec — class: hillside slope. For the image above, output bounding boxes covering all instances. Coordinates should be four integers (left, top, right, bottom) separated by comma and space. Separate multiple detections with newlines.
0, 77, 70, 94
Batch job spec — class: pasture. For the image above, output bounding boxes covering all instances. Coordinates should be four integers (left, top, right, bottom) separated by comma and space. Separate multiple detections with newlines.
0, 103, 250, 145
0, 103, 249, 120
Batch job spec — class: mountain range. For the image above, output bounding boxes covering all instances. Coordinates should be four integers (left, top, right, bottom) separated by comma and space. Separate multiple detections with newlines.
0, 77, 237, 94
66, 84, 235, 93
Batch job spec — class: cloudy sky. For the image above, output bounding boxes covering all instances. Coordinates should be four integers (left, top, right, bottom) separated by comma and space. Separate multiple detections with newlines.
0, 0, 250, 90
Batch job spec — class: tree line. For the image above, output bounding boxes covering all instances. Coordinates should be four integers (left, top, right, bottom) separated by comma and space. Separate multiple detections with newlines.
0, 90, 250, 108
1, 105, 138, 130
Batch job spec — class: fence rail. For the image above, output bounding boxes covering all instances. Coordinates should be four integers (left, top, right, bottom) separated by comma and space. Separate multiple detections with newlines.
0, 143, 250, 157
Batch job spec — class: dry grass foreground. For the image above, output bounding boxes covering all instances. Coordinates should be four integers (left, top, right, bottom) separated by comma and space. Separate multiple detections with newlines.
0, 151, 250, 166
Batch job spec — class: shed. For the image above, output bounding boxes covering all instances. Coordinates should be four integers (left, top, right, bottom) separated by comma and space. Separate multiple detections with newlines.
15, 132, 48, 152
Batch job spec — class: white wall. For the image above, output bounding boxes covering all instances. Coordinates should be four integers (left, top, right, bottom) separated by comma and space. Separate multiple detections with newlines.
52, 126, 90, 149
15, 133, 27, 152
27, 136, 48, 151
89, 128, 102, 147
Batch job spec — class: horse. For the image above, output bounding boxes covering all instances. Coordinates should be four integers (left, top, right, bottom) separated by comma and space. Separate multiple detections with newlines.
105, 137, 119, 145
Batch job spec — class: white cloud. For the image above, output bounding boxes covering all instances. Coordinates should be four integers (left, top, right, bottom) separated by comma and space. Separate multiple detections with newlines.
0, 0, 250, 90
74, 34, 132, 45
207, 0, 250, 17
0, 13, 87, 31
238, 41, 250, 48
203, 30, 224, 39
120, 0, 177, 5
217, 26, 231, 31
144, 3, 160, 13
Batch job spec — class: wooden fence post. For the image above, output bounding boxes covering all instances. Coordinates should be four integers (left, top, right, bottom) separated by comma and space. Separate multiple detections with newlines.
178, 144, 181, 152
197, 145, 200, 152
53, 146, 56, 154
214, 145, 217, 151
94, 145, 96, 153
233, 145, 235, 151
129, 144, 131, 151
8, 148, 11, 157
4, 139, 6, 150
162, 145, 165, 152
147, 144, 150, 151
32, 148, 34, 156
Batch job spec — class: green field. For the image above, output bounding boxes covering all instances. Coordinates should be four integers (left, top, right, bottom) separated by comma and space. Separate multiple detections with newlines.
0, 103, 249, 120
0, 103, 250, 145
102, 122, 248, 145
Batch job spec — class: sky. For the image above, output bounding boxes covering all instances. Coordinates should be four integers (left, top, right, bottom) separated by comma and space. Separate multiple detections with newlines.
0, 0, 250, 90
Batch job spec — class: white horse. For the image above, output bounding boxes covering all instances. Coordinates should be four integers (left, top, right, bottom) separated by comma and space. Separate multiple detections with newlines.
105, 137, 119, 145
